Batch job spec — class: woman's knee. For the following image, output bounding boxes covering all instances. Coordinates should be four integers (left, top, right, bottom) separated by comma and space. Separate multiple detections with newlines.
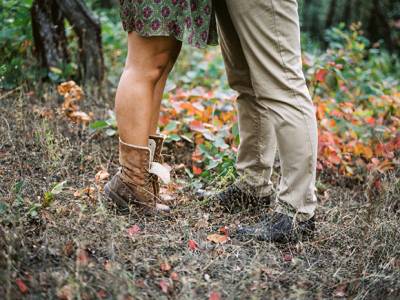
124, 50, 174, 84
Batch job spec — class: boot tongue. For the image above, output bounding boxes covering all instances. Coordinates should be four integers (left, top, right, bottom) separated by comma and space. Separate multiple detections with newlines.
148, 139, 156, 162
148, 138, 171, 184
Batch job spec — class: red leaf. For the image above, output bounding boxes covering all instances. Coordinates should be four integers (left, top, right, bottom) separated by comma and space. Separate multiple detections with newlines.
16, 278, 28, 294
283, 254, 293, 262
219, 226, 229, 236
209, 291, 221, 300
188, 239, 198, 251
159, 280, 169, 294
315, 69, 328, 83
192, 166, 203, 175
127, 224, 141, 236
97, 289, 107, 299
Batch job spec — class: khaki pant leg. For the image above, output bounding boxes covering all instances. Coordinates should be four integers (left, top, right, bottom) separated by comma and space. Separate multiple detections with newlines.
214, 0, 276, 197
224, 0, 318, 219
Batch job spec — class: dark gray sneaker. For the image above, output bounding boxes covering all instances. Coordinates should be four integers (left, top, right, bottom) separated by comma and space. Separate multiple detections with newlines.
211, 183, 271, 213
237, 212, 315, 243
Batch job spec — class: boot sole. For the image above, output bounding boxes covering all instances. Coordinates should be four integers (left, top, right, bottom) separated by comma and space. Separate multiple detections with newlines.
104, 182, 130, 212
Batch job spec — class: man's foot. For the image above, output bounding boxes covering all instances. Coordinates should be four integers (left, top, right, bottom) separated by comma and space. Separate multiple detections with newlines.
210, 183, 271, 213
237, 212, 315, 243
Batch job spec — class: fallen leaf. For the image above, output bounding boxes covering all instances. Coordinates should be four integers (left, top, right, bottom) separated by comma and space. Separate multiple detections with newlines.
315, 69, 328, 83
63, 241, 74, 257
192, 165, 202, 175
160, 262, 172, 272
159, 280, 169, 294
16, 278, 28, 294
333, 284, 347, 298
104, 260, 113, 272
156, 203, 171, 212
127, 224, 141, 236
188, 239, 198, 251
209, 291, 221, 300
76, 248, 89, 266
219, 226, 229, 236
207, 233, 229, 244
95, 170, 110, 183
57, 284, 74, 300
170, 272, 179, 281
283, 254, 293, 262
97, 289, 107, 299
69, 111, 91, 123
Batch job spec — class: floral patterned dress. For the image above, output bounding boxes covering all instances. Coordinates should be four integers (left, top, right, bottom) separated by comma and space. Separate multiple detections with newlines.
119, 0, 218, 48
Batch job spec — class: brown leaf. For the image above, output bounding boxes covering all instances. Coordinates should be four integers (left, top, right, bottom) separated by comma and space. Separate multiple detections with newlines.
69, 111, 91, 123
57, 284, 74, 300
160, 262, 172, 272
207, 233, 229, 244
170, 272, 179, 281
97, 289, 107, 299
95, 170, 110, 183
333, 284, 347, 298
63, 241, 74, 257
76, 248, 89, 266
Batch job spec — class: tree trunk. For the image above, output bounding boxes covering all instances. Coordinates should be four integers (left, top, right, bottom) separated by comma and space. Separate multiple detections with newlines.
56, 0, 104, 83
31, 0, 104, 84
31, 0, 68, 70
325, 0, 337, 29
342, 0, 353, 25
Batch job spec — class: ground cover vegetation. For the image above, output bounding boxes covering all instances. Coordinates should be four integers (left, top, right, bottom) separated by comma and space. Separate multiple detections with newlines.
0, 1, 399, 299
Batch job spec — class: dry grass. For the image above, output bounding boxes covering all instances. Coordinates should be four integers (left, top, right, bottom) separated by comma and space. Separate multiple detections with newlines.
0, 87, 399, 300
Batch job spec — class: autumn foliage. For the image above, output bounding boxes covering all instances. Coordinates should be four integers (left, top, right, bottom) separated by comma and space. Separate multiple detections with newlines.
88, 24, 399, 181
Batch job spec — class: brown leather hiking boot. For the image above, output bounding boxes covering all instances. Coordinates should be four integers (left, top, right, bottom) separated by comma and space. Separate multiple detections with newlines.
104, 140, 156, 212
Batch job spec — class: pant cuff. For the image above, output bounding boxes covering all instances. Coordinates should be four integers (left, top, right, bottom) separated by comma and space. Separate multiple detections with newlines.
275, 201, 315, 222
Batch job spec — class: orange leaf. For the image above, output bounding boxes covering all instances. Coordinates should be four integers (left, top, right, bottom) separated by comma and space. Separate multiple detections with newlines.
192, 149, 203, 162
219, 226, 229, 236
207, 234, 229, 244
189, 120, 206, 132
192, 166, 203, 175
315, 69, 328, 83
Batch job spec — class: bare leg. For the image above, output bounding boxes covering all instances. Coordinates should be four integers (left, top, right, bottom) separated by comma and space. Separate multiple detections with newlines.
149, 43, 182, 135
115, 32, 182, 146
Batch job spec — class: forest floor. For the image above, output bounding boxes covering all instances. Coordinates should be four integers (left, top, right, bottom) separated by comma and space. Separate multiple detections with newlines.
0, 87, 399, 300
